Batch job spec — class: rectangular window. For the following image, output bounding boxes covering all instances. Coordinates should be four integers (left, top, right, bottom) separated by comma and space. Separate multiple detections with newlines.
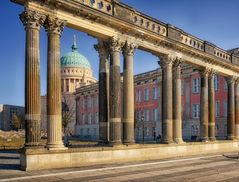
144, 88, 149, 101
192, 104, 200, 118
152, 108, 158, 121
216, 101, 220, 117
136, 90, 141, 102
192, 78, 200, 93
82, 113, 85, 124
82, 99, 85, 109
80, 128, 84, 135
224, 101, 227, 117
95, 112, 98, 123
152, 87, 157, 100
84, 97, 87, 109
181, 80, 184, 95
146, 127, 149, 136
88, 97, 91, 108
224, 79, 228, 90
144, 109, 149, 121
94, 96, 98, 107
214, 75, 219, 91
88, 113, 91, 124
136, 111, 140, 121
137, 127, 140, 136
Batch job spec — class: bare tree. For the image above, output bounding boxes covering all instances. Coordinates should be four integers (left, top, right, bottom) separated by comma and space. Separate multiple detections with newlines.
11, 113, 24, 131
62, 95, 75, 135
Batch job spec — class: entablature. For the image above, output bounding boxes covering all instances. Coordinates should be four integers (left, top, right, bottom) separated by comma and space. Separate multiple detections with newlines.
12, 0, 239, 76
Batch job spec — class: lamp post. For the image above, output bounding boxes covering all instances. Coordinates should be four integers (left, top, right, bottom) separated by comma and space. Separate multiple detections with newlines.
141, 115, 144, 144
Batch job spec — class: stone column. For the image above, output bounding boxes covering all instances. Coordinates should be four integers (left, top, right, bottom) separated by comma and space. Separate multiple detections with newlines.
173, 59, 184, 144
94, 40, 109, 143
227, 76, 235, 140
235, 79, 239, 140
208, 71, 216, 141
63, 79, 66, 93
122, 41, 137, 144
44, 16, 66, 149
158, 55, 174, 144
20, 10, 45, 147
108, 37, 124, 144
199, 68, 209, 142
67, 79, 69, 92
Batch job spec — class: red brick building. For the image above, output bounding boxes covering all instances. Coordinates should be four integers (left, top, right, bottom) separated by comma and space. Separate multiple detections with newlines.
75, 65, 228, 141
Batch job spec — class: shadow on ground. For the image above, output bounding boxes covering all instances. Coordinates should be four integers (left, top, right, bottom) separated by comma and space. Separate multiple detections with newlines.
223, 153, 239, 160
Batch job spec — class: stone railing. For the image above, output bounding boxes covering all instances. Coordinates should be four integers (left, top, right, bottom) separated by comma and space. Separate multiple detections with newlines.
74, 0, 113, 15
114, 2, 167, 37
213, 47, 231, 62
232, 54, 239, 65
20, 0, 239, 65
180, 30, 204, 51
111, 1, 239, 65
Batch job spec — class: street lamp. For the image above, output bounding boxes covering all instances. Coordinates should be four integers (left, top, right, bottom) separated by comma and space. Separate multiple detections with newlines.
141, 115, 144, 144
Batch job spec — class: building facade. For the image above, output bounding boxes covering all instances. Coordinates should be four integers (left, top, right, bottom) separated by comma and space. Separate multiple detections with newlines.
75, 65, 228, 141
0, 104, 24, 131
41, 36, 97, 134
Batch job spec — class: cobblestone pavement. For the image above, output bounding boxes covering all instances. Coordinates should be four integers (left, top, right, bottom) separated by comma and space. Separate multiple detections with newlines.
1, 150, 239, 181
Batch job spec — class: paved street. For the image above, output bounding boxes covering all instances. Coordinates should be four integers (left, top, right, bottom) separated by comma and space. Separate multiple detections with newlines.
1, 150, 239, 181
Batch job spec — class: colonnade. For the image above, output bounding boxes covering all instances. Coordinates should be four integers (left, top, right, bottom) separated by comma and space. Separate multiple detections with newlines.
199, 70, 239, 142
20, 10, 66, 149
94, 38, 137, 144
20, 9, 238, 149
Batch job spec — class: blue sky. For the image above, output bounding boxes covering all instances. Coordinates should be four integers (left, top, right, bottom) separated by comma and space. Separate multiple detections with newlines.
0, 0, 238, 106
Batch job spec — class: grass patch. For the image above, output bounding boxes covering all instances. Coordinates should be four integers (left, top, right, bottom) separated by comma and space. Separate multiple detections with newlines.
0, 137, 25, 149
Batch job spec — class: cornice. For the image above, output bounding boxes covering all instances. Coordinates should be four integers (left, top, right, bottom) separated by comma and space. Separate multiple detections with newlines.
13, 0, 239, 75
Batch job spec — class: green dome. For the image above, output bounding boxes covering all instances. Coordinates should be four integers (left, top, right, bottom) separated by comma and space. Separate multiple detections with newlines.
61, 36, 91, 69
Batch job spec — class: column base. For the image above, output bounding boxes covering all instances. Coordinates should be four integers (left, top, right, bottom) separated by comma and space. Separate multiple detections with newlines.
227, 136, 235, 140
97, 140, 110, 146
209, 137, 216, 141
46, 142, 68, 151
173, 138, 184, 144
200, 137, 209, 142
161, 139, 174, 144
109, 140, 123, 147
123, 140, 135, 145
234, 136, 239, 141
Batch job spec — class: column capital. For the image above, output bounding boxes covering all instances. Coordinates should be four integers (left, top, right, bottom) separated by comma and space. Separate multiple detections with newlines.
208, 69, 217, 79
44, 16, 66, 35
173, 58, 183, 68
122, 41, 138, 56
108, 37, 124, 53
199, 67, 211, 78
235, 77, 239, 84
158, 54, 180, 69
226, 76, 237, 84
94, 40, 109, 57
19, 10, 46, 31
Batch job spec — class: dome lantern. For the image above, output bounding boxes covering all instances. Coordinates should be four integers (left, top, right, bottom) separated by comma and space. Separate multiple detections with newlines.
71, 35, 77, 52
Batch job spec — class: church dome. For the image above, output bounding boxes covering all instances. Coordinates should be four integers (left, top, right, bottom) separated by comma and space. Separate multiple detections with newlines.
61, 36, 91, 69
